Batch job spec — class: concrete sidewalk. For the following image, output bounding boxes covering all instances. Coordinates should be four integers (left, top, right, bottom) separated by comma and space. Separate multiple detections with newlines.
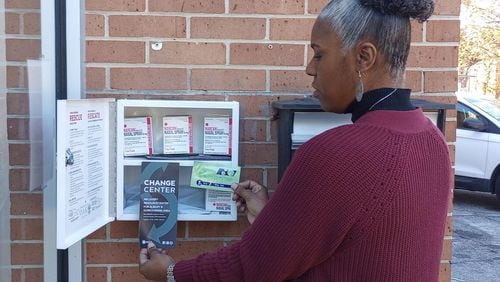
452, 189, 500, 282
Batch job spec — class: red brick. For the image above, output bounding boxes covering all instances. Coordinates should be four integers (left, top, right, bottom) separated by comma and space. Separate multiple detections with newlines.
5, 13, 20, 34
6, 39, 40, 61
240, 143, 278, 165
271, 70, 313, 92
308, 0, 329, 14
111, 267, 150, 282
5, 0, 40, 9
439, 262, 451, 282
240, 167, 264, 184
434, 0, 461, 16
7, 66, 24, 88
86, 0, 145, 12
109, 221, 139, 238
191, 17, 265, 40
267, 167, 279, 189
14, 268, 43, 282
24, 13, 40, 35
230, 0, 305, 14
270, 18, 315, 40
150, 42, 225, 65
168, 241, 224, 260
11, 269, 21, 282
407, 46, 458, 68
11, 243, 43, 265
110, 68, 187, 90
7, 118, 30, 140
7, 93, 29, 115
86, 14, 105, 36
11, 218, 43, 240
139, 94, 225, 101
411, 20, 423, 42
189, 216, 249, 237
445, 120, 456, 142
424, 71, 458, 93
87, 267, 107, 282
427, 20, 460, 42
87, 242, 138, 264
109, 16, 185, 38
9, 144, 30, 165
229, 95, 282, 117
149, 0, 224, 13
87, 225, 107, 239
9, 169, 30, 191
86, 67, 106, 90
86, 41, 145, 63
10, 193, 43, 216
240, 119, 267, 141
270, 119, 278, 141
231, 43, 304, 66
449, 145, 456, 169
444, 216, 452, 237
405, 71, 422, 92
440, 237, 452, 260
191, 69, 265, 91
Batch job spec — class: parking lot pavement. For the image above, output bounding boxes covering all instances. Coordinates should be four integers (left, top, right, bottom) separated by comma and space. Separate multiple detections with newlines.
452, 189, 500, 282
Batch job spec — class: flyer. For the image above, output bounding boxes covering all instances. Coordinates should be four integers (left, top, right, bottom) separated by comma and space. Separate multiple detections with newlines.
163, 116, 193, 154
139, 162, 179, 249
124, 116, 153, 156
203, 116, 232, 155
190, 161, 240, 192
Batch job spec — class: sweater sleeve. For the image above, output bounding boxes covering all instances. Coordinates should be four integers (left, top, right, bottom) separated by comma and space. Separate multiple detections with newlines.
174, 136, 362, 281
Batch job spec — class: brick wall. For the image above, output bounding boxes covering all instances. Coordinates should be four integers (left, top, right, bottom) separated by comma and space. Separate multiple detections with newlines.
4, 0, 45, 281
4, 0, 459, 281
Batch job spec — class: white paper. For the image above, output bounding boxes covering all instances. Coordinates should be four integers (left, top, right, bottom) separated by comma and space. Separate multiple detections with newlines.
64, 104, 107, 233
203, 117, 232, 155
124, 117, 153, 156
163, 116, 193, 154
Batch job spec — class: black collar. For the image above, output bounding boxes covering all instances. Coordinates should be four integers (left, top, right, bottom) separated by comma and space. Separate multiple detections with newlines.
346, 88, 415, 122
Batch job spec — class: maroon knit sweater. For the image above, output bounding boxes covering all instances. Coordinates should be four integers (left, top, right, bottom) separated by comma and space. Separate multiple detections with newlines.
174, 108, 451, 281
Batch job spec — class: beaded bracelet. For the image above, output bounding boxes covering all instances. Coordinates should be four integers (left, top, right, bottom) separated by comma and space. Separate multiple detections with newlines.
167, 263, 176, 282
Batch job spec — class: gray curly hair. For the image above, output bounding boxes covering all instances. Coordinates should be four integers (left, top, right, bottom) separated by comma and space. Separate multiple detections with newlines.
318, 0, 434, 80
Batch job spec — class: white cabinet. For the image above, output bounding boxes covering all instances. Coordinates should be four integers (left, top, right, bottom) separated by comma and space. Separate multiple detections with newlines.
56, 99, 239, 249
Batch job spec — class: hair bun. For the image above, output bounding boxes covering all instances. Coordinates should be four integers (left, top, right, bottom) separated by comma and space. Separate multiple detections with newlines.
360, 0, 434, 22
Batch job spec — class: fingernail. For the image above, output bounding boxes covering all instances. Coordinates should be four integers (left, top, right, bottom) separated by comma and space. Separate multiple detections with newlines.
231, 183, 238, 190
147, 241, 155, 249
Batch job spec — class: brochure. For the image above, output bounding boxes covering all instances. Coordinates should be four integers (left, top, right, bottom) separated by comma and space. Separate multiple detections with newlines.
190, 161, 240, 192
139, 162, 179, 249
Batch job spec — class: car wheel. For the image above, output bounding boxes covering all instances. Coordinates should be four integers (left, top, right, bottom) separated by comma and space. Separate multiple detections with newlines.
496, 175, 500, 202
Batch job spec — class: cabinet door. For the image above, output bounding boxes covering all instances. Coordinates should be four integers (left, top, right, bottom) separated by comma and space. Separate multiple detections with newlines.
56, 99, 115, 249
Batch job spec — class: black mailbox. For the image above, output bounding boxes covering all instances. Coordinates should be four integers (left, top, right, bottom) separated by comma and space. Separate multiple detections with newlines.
272, 97, 454, 181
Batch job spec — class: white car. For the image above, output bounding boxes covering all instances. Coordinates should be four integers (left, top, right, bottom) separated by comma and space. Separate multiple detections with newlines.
455, 95, 500, 202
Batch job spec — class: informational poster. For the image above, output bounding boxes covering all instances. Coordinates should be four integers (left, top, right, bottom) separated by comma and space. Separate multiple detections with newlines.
139, 162, 179, 249
57, 99, 113, 249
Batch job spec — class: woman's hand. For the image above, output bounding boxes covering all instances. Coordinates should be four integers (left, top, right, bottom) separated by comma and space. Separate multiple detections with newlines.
139, 243, 175, 281
232, 180, 269, 224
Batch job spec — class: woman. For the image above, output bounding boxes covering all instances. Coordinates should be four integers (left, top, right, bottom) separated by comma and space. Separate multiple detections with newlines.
139, 0, 451, 281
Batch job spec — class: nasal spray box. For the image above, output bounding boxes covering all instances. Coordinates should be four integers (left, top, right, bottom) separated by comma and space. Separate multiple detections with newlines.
163, 116, 193, 154
123, 116, 153, 156
203, 116, 232, 155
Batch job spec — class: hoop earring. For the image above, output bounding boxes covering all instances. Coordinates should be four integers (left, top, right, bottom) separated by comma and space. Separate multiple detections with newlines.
355, 71, 364, 102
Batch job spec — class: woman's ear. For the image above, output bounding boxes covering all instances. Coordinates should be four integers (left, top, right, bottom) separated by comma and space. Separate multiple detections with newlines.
355, 41, 377, 72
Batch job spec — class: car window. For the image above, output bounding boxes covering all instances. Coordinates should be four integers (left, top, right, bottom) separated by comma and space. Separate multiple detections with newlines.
457, 102, 485, 131
464, 98, 500, 122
